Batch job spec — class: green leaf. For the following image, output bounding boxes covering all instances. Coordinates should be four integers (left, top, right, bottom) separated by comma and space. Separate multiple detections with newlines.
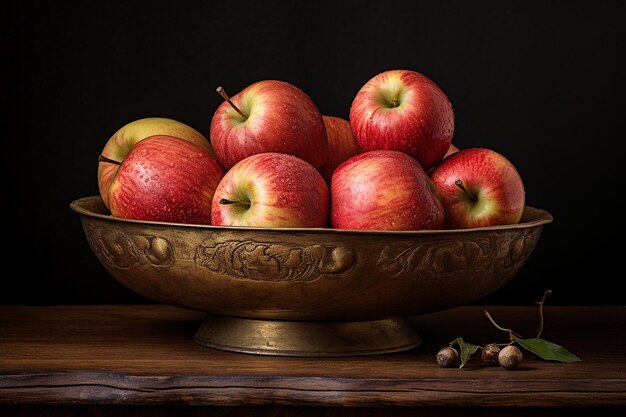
513, 337, 581, 363
449, 337, 480, 368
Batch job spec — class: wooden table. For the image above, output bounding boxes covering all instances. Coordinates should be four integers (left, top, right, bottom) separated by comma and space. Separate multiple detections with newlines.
1, 305, 624, 416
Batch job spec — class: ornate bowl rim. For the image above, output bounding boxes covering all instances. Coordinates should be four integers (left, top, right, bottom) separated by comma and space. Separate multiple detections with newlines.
70, 195, 553, 235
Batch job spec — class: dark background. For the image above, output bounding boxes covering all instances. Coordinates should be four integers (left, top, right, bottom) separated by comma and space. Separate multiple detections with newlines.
6, 1, 623, 305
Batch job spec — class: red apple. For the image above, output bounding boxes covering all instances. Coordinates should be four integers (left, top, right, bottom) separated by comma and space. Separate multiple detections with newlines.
212, 152, 329, 227
349, 69, 454, 170
210, 80, 327, 169
318, 115, 362, 185
108, 135, 225, 224
98, 117, 213, 209
331, 150, 444, 231
429, 148, 525, 229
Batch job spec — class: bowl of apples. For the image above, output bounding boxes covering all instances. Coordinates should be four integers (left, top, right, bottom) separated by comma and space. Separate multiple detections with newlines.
71, 70, 553, 356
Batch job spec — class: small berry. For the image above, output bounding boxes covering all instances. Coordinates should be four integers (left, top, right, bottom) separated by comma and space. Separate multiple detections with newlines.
436, 346, 461, 368
481, 343, 501, 366
498, 345, 523, 370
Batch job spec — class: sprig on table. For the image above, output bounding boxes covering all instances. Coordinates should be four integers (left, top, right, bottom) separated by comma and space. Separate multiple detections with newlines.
437, 290, 582, 369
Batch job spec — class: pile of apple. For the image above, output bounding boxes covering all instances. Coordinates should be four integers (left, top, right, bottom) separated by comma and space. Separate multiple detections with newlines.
97, 69, 525, 230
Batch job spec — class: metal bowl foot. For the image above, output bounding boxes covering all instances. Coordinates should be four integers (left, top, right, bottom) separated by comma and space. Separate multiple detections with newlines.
193, 315, 421, 356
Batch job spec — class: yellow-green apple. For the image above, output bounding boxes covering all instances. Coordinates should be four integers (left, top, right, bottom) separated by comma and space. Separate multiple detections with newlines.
349, 69, 454, 170
318, 115, 362, 185
429, 148, 525, 229
209, 80, 327, 169
108, 135, 225, 224
98, 117, 213, 209
331, 150, 444, 231
212, 152, 329, 227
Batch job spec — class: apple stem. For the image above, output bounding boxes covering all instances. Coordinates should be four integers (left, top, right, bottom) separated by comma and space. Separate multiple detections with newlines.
98, 154, 121, 165
216, 86, 248, 119
392, 97, 400, 108
455, 179, 477, 202
219, 198, 251, 207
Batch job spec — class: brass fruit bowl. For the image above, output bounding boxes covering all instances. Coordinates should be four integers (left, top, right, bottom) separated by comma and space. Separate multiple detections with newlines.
71, 196, 552, 356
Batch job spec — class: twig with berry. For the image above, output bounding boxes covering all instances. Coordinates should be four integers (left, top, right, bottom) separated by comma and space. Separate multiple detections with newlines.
436, 290, 581, 370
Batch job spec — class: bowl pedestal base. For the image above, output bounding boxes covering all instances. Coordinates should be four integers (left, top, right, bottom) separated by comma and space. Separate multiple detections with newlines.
193, 315, 421, 356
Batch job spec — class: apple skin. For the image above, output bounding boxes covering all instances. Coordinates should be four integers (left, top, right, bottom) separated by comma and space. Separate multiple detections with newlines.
210, 80, 327, 169
211, 152, 329, 228
427, 143, 460, 175
318, 115, 362, 185
330, 150, 444, 231
98, 117, 212, 209
444, 143, 460, 158
349, 69, 454, 170
429, 148, 525, 229
108, 135, 225, 224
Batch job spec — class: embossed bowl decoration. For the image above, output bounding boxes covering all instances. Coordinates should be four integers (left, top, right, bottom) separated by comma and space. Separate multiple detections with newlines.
70, 196, 552, 356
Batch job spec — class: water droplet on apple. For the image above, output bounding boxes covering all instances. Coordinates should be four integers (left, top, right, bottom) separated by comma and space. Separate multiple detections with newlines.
145, 178, 150, 183
152, 175, 159, 181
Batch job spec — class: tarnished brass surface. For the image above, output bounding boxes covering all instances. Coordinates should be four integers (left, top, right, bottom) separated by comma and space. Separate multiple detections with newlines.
70, 195, 553, 321
193, 316, 420, 356
71, 195, 551, 356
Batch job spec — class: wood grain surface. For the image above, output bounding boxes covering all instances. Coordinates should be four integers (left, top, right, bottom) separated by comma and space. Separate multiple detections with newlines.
1, 305, 625, 412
